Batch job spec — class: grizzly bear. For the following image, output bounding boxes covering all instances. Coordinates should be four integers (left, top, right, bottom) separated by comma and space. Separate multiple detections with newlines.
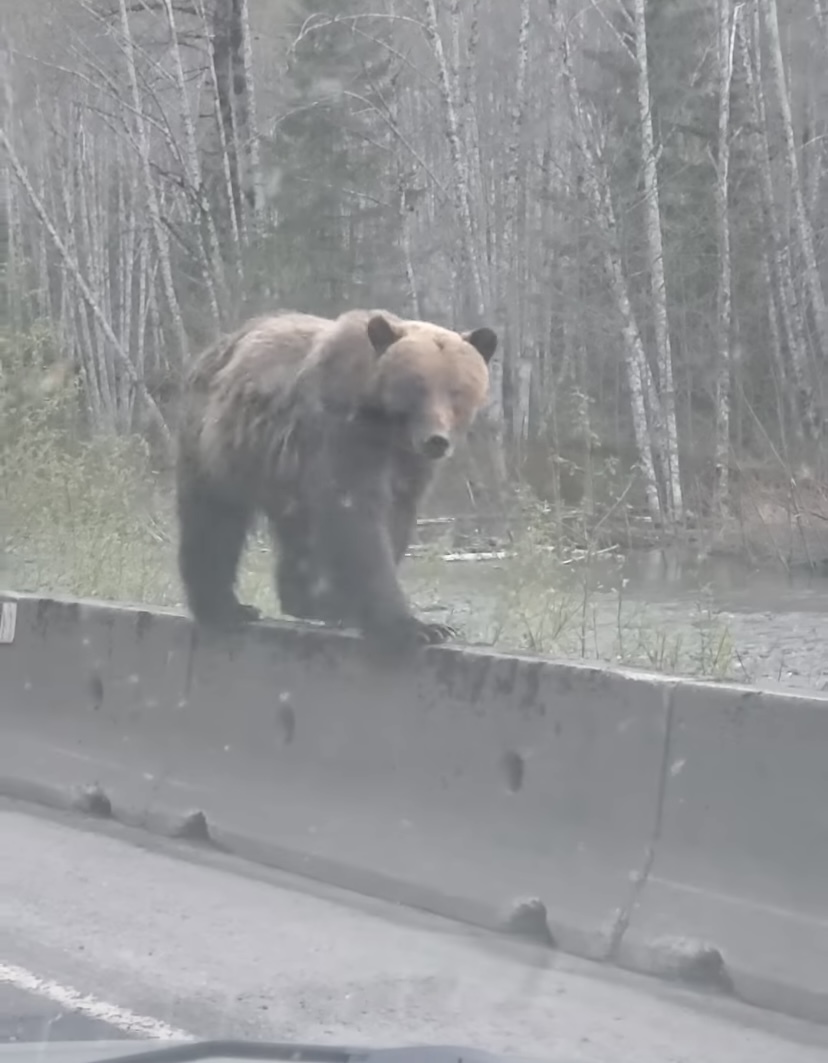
175, 308, 498, 650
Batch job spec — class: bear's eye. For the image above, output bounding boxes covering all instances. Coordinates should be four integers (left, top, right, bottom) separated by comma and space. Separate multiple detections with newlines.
388, 374, 428, 409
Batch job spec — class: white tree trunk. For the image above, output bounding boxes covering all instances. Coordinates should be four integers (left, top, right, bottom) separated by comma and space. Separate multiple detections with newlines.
399, 184, 421, 318
552, 0, 662, 521
195, 0, 245, 290
162, 0, 224, 327
811, 0, 828, 72
118, 137, 136, 423
759, 0, 828, 364
236, 0, 264, 225
421, 0, 506, 490
460, 0, 485, 301
502, 0, 531, 454
421, 0, 485, 319
761, 248, 795, 446
55, 129, 104, 429
632, 0, 683, 522
76, 126, 117, 430
737, 5, 817, 432
2, 62, 22, 333
117, 0, 188, 362
713, 0, 736, 505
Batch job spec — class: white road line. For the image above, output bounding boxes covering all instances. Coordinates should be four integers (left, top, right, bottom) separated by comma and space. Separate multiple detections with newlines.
0, 963, 192, 1041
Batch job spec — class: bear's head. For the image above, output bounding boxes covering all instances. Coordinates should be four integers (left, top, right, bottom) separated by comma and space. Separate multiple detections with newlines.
364, 314, 498, 461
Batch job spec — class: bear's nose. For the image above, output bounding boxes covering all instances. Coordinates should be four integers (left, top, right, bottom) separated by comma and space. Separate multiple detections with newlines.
423, 433, 451, 459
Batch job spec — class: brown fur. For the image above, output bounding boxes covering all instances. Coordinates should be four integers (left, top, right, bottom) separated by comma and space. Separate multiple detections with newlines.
175, 307, 498, 649
181, 312, 330, 486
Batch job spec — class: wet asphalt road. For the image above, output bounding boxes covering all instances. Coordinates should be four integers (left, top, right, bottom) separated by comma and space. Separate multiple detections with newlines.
0, 983, 130, 1044
3, 799, 828, 1063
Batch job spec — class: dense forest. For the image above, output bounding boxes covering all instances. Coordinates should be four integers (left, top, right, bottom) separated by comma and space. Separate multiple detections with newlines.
2, 0, 827, 533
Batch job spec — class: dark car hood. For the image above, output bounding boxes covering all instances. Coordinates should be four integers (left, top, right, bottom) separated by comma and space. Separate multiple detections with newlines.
0, 1042, 561, 1063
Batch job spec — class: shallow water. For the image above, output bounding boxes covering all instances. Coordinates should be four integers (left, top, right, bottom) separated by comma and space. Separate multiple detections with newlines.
407, 546, 828, 693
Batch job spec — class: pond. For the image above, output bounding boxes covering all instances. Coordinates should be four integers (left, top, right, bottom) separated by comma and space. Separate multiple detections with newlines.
405, 545, 828, 693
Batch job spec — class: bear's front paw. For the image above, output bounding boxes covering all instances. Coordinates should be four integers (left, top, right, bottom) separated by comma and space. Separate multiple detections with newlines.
367, 613, 459, 654
416, 619, 458, 644
234, 601, 263, 624
195, 598, 262, 631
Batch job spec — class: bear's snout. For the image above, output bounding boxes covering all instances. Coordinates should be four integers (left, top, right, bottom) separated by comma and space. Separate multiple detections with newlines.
421, 432, 452, 460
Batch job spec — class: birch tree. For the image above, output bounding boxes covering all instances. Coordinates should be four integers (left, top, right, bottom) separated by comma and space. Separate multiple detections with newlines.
420, 0, 485, 321
420, 0, 507, 493
116, 0, 188, 363
631, 0, 683, 522
235, 0, 265, 226
501, 0, 531, 455
759, 0, 828, 366
712, 0, 737, 504
551, 0, 662, 521
736, 3, 817, 435
161, 0, 224, 327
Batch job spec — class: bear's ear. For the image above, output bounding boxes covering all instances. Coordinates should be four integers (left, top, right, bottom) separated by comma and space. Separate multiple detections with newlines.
463, 327, 498, 364
366, 314, 402, 357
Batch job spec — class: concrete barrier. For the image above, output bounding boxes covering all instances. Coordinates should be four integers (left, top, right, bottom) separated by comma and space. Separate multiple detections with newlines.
2, 589, 828, 1024
618, 680, 828, 1020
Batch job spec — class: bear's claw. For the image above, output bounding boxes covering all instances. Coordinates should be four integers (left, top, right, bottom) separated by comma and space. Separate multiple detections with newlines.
368, 615, 459, 653
417, 619, 458, 644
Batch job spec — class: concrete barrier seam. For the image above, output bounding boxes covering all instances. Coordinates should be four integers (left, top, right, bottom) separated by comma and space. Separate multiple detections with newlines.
607, 682, 678, 961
